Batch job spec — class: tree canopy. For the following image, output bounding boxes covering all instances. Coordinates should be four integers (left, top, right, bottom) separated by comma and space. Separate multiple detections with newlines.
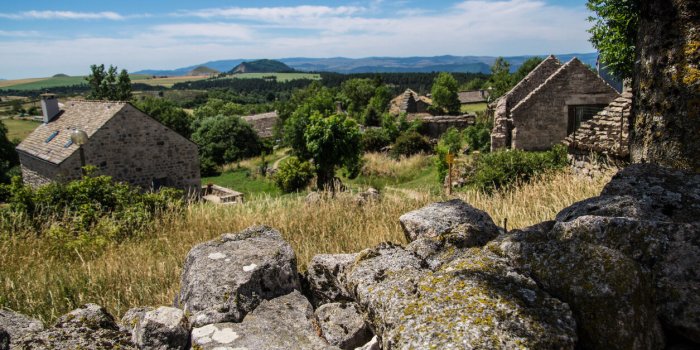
304, 112, 362, 189
191, 115, 261, 175
85, 64, 132, 101
430, 72, 461, 115
0, 120, 19, 183
587, 0, 640, 80
133, 97, 193, 138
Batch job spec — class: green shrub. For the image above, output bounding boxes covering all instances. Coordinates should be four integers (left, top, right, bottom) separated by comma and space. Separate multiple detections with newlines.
391, 131, 432, 158
435, 127, 463, 182
361, 128, 392, 153
463, 111, 492, 153
0, 170, 183, 251
274, 156, 315, 193
465, 145, 568, 193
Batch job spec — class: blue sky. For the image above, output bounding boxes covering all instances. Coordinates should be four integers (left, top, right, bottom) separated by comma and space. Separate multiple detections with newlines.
0, 1, 595, 79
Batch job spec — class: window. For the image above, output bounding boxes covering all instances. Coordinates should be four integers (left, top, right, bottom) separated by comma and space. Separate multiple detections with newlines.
567, 105, 607, 135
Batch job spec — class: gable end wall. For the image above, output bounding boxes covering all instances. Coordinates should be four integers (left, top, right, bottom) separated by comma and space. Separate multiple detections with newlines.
509, 61, 620, 151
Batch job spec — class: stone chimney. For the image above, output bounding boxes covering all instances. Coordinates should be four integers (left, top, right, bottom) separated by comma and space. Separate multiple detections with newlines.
40, 93, 60, 123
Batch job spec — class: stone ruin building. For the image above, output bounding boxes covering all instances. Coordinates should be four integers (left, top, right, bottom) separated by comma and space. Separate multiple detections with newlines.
491, 55, 620, 151
242, 111, 278, 139
563, 89, 632, 174
16, 94, 200, 194
389, 88, 432, 115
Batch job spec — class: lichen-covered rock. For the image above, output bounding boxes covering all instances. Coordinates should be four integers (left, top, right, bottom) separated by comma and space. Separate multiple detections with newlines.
13, 304, 136, 349
304, 253, 357, 308
0, 309, 44, 346
178, 225, 300, 327
490, 229, 665, 349
354, 188, 380, 206
119, 306, 153, 335
0, 328, 8, 350
134, 306, 190, 350
345, 243, 577, 349
315, 302, 372, 350
190, 290, 338, 349
399, 199, 500, 246
551, 216, 700, 344
557, 164, 700, 223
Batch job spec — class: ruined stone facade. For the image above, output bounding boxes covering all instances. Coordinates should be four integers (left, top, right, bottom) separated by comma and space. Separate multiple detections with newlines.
409, 114, 475, 139
17, 100, 200, 194
631, 0, 700, 171
389, 89, 432, 115
491, 55, 620, 151
242, 111, 278, 139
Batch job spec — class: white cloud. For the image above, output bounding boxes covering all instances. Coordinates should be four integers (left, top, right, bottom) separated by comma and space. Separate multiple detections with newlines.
176, 5, 365, 20
150, 23, 254, 40
0, 10, 125, 20
0, 30, 40, 37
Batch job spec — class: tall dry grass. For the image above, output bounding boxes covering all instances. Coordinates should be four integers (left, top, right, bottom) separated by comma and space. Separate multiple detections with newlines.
0, 168, 614, 324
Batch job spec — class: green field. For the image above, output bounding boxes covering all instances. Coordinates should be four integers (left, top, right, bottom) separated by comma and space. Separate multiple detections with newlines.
0, 74, 150, 91
2, 118, 40, 141
223, 72, 321, 82
202, 169, 281, 198
460, 102, 489, 114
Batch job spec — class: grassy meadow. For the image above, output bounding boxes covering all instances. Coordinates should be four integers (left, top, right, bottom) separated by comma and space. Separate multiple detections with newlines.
460, 102, 488, 114
0, 150, 614, 324
0, 74, 152, 91
2, 118, 41, 141
224, 72, 321, 82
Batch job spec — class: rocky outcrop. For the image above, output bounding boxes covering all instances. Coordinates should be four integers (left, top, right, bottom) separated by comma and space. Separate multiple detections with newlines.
13, 304, 136, 349
0, 309, 44, 346
315, 302, 372, 350
133, 306, 190, 350
304, 253, 357, 308
190, 291, 337, 349
178, 225, 300, 327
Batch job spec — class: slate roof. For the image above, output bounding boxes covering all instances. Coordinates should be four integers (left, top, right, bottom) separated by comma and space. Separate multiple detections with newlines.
242, 111, 278, 138
563, 91, 632, 158
457, 90, 488, 104
389, 89, 432, 114
16, 100, 128, 165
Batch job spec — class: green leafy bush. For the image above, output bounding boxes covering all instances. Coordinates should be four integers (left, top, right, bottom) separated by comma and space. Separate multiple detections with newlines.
391, 131, 432, 158
0, 170, 183, 251
435, 127, 463, 182
361, 128, 392, 152
465, 145, 568, 193
273, 156, 315, 193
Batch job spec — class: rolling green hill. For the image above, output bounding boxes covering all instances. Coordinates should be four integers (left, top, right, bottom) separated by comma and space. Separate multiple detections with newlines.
230, 59, 295, 74
188, 66, 219, 76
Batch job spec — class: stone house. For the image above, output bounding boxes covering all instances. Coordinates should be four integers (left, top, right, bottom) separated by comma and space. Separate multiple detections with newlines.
16, 94, 200, 194
389, 89, 432, 115
491, 55, 620, 151
242, 111, 278, 139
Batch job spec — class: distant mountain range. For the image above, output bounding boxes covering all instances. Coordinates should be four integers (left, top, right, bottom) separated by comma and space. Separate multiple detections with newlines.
134, 53, 598, 76
231, 59, 295, 74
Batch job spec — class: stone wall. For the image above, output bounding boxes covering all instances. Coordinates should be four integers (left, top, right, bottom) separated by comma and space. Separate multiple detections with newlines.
30, 105, 201, 194
418, 115, 475, 139
509, 59, 620, 151
631, 0, 700, 171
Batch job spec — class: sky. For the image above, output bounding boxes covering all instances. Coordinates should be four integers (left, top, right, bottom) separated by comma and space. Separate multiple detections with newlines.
0, 0, 595, 79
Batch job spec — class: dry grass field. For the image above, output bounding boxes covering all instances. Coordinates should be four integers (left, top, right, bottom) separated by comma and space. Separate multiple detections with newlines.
0, 161, 613, 323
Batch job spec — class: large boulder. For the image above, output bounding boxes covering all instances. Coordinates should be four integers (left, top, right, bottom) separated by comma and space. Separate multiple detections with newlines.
354, 336, 379, 350
490, 221, 666, 349
304, 253, 357, 308
190, 290, 338, 349
178, 225, 300, 327
557, 164, 700, 223
119, 306, 153, 335
315, 302, 372, 350
13, 304, 136, 349
133, 306, 190, 350
345, 243, 577, 349
0, 309, 44, 346
399, 199, 500, 246
550, 216, 700, 344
